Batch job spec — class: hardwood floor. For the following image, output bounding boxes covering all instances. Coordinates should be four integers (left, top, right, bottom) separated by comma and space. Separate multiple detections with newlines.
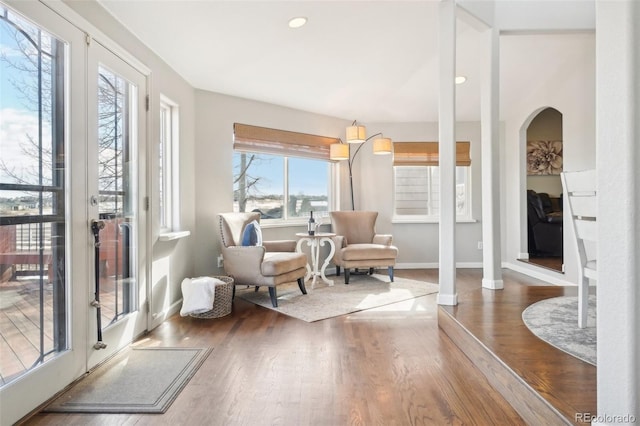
439, 269, 596, 425
21, 268, 595, 426
519, 256, 564, 273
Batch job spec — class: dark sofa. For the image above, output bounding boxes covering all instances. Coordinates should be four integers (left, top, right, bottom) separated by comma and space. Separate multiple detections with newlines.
527, 190, 563, 257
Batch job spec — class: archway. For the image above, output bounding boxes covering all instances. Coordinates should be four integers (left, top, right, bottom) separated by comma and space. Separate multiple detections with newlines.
521, 107, 564, 272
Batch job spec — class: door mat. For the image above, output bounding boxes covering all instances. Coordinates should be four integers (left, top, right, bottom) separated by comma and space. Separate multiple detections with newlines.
45, 347, 212, 413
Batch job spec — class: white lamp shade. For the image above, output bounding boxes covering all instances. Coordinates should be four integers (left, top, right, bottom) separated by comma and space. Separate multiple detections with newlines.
346, 125, 366, 143
330, 143, 350, 160
373, 137, 392, 154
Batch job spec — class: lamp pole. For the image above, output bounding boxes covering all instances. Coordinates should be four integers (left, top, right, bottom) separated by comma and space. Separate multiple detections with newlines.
347, 133, 383, 210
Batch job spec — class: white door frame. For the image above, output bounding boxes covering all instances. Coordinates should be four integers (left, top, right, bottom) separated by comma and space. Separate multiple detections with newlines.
86, 38, 149, 368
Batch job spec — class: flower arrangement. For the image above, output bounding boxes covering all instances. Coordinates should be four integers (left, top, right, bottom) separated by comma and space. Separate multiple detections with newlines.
526, 140, 563, 175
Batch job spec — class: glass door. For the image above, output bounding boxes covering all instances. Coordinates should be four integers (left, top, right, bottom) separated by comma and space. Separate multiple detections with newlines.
87, 41, 147, 367
0, 2, 87, 424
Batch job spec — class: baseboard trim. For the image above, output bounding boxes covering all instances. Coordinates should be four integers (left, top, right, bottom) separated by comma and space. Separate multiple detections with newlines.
396, 262, 483, 269
502, 261, 574, 286
150, 300, 182, 328
436, 293, 458, 306
482, 278, 504, 290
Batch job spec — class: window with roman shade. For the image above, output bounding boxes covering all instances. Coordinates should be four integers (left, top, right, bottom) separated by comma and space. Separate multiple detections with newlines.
233, 123, 340, 161
393, 141, 472, 220
232, 123, 339, 221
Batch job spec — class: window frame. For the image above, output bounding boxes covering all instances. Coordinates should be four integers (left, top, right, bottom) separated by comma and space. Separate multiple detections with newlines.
158, 95, 178, 232
392, 165, 473, 223
232, 150, 337, 225
232, 123, 340, 226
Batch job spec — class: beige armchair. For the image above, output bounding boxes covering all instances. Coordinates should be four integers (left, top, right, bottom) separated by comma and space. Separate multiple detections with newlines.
219, 212, 308, 307
330, 211, 398, 284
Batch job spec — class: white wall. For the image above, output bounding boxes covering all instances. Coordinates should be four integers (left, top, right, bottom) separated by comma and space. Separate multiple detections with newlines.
358, 121, 484, 267
500, 32, 595, 285
65, 1, 596, 291
64, 3, 596, 293
193, 92, 486, 274
595, 0, 639, 421
62, 0, 197, 324
193, 91, 350, 276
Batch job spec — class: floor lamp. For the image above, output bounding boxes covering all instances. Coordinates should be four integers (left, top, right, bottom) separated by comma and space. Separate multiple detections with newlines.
330, 121, 392, 210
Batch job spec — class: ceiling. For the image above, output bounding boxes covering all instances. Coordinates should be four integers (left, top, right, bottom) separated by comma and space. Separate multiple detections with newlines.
97, 0, 595, 123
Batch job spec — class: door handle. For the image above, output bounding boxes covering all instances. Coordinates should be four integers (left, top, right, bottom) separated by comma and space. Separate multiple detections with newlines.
90, 219, 107, 350
91, 220, 105, 247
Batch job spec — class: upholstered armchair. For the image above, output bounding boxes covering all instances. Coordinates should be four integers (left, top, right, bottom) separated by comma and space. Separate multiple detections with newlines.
329, 211, 398, 284
219, 212, 308, 307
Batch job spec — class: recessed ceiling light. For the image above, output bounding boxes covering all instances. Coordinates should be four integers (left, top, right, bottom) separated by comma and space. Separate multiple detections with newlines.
455, 76, 467, 85
288, 17, 307, 29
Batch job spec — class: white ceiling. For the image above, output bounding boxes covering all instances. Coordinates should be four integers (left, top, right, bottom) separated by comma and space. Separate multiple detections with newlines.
97, 0, 595, 123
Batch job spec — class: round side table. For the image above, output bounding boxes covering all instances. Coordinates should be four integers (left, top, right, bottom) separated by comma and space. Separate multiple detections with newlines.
295, 232, 336, 288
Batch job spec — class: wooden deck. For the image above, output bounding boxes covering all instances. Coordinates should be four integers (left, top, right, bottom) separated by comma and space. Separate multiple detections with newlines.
0, 276, 123, 386
19, 268, 596, 425
0, 277, 53, 385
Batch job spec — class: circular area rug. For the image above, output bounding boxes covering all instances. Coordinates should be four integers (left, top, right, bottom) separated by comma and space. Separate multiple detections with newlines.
522, 295, 596, 366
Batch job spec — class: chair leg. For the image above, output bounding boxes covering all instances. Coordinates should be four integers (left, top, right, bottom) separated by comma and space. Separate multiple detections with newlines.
298, 277, 307, 295
388, 266, 394, 282
344, 268, 350, 284
578, 275, 588, 328
336, 266, 341, 276
268, 287, 278, 307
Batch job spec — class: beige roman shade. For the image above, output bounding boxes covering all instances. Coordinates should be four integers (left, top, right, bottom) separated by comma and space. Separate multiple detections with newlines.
393, 141, 471, 166
233, 123, 340, 161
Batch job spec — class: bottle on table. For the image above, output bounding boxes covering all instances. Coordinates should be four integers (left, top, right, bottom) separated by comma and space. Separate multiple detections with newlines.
308, 211, 315, 235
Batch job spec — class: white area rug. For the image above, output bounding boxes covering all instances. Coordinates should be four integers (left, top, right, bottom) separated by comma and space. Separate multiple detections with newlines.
236, 274, 439, 322
45, 347, 212, 413
522, 295, 596, 366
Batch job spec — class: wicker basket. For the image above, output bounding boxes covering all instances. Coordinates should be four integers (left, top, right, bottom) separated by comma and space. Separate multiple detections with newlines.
189, 276, 234, 319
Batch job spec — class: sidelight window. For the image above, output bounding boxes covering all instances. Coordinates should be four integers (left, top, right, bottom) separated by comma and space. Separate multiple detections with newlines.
159, 96, 178, 231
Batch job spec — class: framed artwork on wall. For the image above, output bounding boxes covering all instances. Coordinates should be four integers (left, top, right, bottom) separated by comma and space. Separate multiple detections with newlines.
526, 140, 563, 175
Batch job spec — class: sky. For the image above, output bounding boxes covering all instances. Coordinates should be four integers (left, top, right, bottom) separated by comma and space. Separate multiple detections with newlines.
233, 153, 329, 198
1, 14, 44, 199
1, 7, 38, 113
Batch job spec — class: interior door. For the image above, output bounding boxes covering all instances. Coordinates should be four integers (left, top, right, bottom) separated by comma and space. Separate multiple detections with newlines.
86, 40, 148, 367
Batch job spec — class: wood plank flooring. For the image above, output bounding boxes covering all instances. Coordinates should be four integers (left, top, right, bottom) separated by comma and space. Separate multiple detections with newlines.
439, 269, 596, 425
519, 256, 564, 273
20, 268, 595, 425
